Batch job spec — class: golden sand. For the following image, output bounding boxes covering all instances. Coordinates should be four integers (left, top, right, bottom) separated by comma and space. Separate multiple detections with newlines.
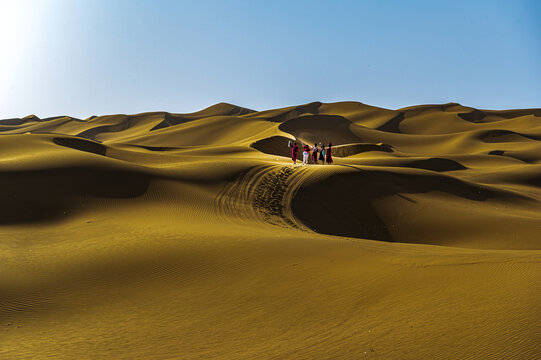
1, 101, 540, 359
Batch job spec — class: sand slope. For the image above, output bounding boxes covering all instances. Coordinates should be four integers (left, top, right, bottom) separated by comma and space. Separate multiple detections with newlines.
1, 101, 541, 359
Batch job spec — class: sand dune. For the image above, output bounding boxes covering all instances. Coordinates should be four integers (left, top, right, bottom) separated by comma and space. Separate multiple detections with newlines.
1, 101, 541, 359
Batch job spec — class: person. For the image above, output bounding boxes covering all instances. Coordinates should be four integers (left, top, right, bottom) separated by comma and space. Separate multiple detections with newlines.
288, 141, 299, 164
319, 143, 325, 164
302, 144, 310, 165
325, 142, 333, 164
311, 143, 319, 164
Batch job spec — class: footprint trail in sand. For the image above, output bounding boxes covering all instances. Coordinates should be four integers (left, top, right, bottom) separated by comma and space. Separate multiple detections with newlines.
1, 101, 541, 359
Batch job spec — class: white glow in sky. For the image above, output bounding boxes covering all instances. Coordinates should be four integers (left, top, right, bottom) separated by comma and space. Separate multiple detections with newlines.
0, 1, 53, 104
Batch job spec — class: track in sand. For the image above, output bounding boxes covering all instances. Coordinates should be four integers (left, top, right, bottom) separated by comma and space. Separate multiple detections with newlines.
1, 101, 541, 359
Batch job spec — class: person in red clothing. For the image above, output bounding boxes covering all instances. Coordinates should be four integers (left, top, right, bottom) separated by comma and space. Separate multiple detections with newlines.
311, 143, 319, 164
325, 142, 333, 164
289, 141, 299, 164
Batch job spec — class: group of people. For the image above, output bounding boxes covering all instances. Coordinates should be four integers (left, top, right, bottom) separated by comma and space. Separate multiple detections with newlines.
288, 141, 333, 165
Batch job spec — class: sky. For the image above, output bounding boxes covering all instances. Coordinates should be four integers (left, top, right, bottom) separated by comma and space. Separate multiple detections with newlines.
0, 0, 540, 119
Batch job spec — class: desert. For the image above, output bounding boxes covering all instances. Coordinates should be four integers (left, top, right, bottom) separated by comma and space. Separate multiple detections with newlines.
1, 101, 540, 359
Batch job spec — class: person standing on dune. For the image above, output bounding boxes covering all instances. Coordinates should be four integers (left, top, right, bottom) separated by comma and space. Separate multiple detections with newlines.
325, 142, 333, 164
319, 143, 326, 164
289, 141, 299, 164
302, 144, 310, 165
312, 143, 319, 164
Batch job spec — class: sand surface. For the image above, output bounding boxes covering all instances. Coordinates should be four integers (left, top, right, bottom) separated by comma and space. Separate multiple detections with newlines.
1, 101, 540, 359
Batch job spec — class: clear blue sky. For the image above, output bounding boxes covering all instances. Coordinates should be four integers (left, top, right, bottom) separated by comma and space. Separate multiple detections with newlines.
0, 0, 539, 119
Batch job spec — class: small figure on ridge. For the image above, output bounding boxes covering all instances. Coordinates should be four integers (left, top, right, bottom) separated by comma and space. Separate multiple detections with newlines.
302, 144, 310, 164
325, 142, 333, 164
312, 143, 319, 164
319, 143, 326, 164
288, 141, 299, 164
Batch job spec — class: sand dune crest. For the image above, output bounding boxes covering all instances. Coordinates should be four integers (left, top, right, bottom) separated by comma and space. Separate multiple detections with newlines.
1, 101, 541, 359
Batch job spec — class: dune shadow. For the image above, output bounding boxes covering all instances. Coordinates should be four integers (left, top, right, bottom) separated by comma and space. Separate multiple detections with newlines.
458, 109, 487, 123
264, 102, 322, 123
251, 137, 394, 159
488, 149, 538, 163
76, 123, 130, 141
278, 114, 360, 145
0, 118, 28, 126
479, 129, 541, 143
150, 113, 199, 131
250, 136, 293, 158
135, 145, 179, 151
376, 112, 405, 133
53, 137, 107, 156
0, 167, 150, 224
402, 158, 467, 172
332, 143, 393, 157
291, 167, 522, 242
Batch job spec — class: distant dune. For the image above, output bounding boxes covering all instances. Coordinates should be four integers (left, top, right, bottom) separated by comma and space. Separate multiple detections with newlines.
1, 101, 540, 359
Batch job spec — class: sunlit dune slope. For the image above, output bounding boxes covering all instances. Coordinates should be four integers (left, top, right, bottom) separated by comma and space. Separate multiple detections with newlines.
4, 101, 541, 248
1, 101, 541, 359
